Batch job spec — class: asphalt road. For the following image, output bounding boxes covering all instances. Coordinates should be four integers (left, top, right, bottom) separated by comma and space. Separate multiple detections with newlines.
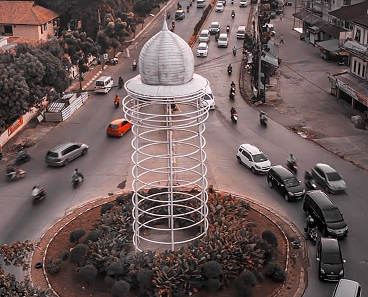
0, 1, 367, 296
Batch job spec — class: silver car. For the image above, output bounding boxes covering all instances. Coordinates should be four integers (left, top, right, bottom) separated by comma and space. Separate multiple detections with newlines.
311, 163, 346, 193
45, 142, 89, 167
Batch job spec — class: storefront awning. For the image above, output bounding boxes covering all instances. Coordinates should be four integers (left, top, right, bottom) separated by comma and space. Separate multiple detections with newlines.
316, 39, 340, 52
261, 51, 279, 67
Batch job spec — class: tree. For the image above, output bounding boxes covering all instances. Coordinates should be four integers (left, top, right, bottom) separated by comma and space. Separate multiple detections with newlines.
77, 264, 98, 286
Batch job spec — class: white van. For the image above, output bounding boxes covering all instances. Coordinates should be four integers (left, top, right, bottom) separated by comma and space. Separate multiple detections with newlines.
237, 26, 246, 39
197, 0, 206, 8
94, 76, 113, 94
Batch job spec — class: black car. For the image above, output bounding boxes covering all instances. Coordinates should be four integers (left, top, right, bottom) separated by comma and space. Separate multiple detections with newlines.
316, 237, 345, 281
175, 10, 185, 20
267, 165, 305, 201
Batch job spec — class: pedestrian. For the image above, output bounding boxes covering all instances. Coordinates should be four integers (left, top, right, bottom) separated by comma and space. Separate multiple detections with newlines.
280, 34, 284, 44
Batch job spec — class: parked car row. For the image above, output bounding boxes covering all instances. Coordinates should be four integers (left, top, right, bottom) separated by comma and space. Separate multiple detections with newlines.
235, 142, 356, 285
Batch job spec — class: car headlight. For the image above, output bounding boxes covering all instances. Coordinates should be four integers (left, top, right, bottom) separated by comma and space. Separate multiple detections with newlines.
288, 192, 294, 196
339, 270, 344, 276
327, 227, 334, 233
255, 165, 261, 169
320, 268, 325, 275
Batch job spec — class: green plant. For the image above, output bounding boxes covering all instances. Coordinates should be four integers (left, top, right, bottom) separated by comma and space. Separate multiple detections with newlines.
111, 280, 130, 297
205, 278, 221, 291
104, 275, 115, 288
60, 250, 69, 261
69, 229, 86, 244
262, 230, 278, 247
137, 268, 153, 288
202, 261, 223, 279
101, 203, 114, 215
83, 230, 100, 243
69, 244, 89, 267
45, 258, 62, 275
76, 264, 97, 286
266, 263, 286, 282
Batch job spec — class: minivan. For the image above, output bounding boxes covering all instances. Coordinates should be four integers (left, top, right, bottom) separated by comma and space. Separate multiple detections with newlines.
199, 29, 210, 43
95, 76, 113, 94
237, 144, 271, 174
332, 279, 361, 297
197, 0, 206, 8
45, 142, 89, 167
236, 26, 246, 39
303, 190, 348, 237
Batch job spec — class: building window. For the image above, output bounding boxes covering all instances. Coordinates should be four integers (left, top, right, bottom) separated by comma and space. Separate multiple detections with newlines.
41, 25, 43, 34
343, 0, 351, 5
44, 24, 47, 30
358, 63, 361, 76
353, 60, 357, 73
4, 25, 12, 34
355, 28, 361, 42
363, 65, 366, 78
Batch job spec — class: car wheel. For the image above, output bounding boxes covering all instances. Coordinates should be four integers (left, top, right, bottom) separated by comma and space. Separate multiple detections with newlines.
284, 194, 290, 202
324, 186, 330, 193
63, 159, 69, 166
322, 227, 328, 237
237, 156, 242, 164
82, 149, 88, 155
251, 167, 256, 174
268, 180, 273, 188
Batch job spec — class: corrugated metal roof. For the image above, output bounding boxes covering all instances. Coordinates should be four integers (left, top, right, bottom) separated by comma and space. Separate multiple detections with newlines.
316, 39, 340, 52
351, 14, 368, 28
138, 21, 194, 86
329, 1, 368, 20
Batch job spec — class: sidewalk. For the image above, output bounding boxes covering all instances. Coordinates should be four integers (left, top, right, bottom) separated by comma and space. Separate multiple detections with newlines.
249, 5, 368, 171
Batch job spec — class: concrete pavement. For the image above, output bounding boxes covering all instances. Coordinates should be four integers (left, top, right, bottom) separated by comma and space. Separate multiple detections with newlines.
249, 4, 368, 171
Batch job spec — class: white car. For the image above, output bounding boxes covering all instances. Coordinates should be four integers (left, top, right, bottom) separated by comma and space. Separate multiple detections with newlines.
215, 2, 224, 12
217, 33, 228, 47
201, 85, 216, 110
236, 144, 271, 174
199, 29, 210, 43
240, 0, 248, 7
196, 42, 209, 57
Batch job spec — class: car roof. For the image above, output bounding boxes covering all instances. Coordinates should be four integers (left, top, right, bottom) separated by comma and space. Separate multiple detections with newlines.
198, 42, 208, 46
270, 165, 294, 179
216, 2, 223, 5
176, 9, 184, 13
219, 33, 228, 37
306, 190, 336, 209
315, 163, 336, 174
201, 29, 209, 33
320, 237, 340, 253
96, 76, 112, 81
239, 144, 262, 155
49, 142, 79, 152
211, 21, 219, 25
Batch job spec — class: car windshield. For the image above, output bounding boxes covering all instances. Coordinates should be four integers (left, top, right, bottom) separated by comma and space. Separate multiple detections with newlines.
198, 45, 207, 50
109, 124, 120, 129
219, 36, 227, 41
253, 153, 268, 163
283, 177, 300, 188
323, 252, 341, 264
211, 24, 219, 28
200, 33, 207, 37
47, 152, 58, 158
326, 171, 342, 181
95, 81, 105, 86
324, 208, 343, 223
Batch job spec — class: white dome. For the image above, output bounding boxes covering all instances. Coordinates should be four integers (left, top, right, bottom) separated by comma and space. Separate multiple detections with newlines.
138, 21, 194, 85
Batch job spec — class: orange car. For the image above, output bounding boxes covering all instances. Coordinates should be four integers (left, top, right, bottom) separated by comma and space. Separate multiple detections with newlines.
106, 118, 132, 137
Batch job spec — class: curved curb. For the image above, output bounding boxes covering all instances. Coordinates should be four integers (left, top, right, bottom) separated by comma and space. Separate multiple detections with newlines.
31, 188, 307, 297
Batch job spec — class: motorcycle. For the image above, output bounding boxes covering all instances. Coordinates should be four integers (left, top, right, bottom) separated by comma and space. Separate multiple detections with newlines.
132, 60, 137, 70
106, 57, 118, 66
231, 0, 234, 4
32, 187, 46, 203
114, 101, 119, 108
287, 159, 298, 173
226, 25, 230, 33
231, 11, 235, 19
187, 6, 190, 13
7, 169, 26, 182
118, 78, 124, 89
260, 112, 268, 126
227, 67, 232, 76
305, 226, 317, 244
233, 47, 236, 56
305, 171, 317, 190
15, 149, 31, 165
229, 88, 235, 100
72, 174, 84, 188
231, 113, 238, 124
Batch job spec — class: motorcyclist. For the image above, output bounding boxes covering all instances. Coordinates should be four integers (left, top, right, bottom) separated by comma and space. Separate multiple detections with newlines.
172, 20, 175, 30
231, 10, 235, 17
233, 46, 237, 56
260, 110, 267, 119
228, 64, 233, 73
231, 107, 237, 115
6, 164, 16, 178
215, 32, 219, 41
72, 168, 84, 179
118, 76, 124, 88
304, 171, 313, 183
304, 215, 317, 237
288, 153, 297, 165
132, 59, 137, 69
226, 25, 230, 33
32, 184, 45, 197
114, 95, 120, 106
231, 81, 236, 89
187, 5, 190, 12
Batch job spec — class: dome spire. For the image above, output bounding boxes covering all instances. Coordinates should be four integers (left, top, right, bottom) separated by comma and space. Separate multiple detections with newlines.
162, 17, 168, 31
